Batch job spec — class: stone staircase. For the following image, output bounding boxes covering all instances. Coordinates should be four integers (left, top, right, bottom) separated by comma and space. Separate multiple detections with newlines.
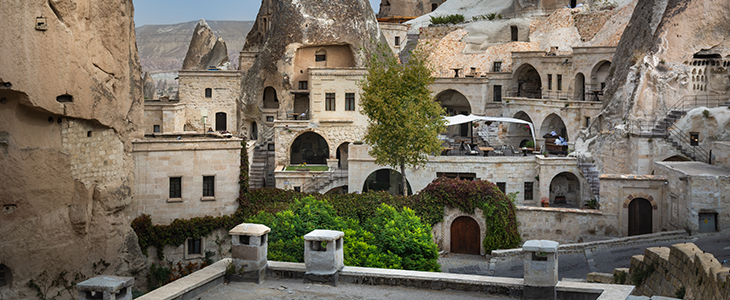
249, 147, 268, 189
646, 110, 686, 137
302, 168, 348, 194
578, 162, 600, 201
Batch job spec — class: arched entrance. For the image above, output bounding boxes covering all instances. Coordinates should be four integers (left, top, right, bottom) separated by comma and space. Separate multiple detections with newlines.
628, 198, 653, 236
215, 112, 227, 131
549, 172, 580, 207
263, 86, 279, 109
362, 169, 412, 196
591, 61, 612, 92
508, 111, 534, 148
435, 89, 472, 138
574, 73, 585, 101
451, 216, 480, 255
540, 113, 568, 141
514, 64, 542, 98
290, 132, 329, 165
336, 142, 349, 169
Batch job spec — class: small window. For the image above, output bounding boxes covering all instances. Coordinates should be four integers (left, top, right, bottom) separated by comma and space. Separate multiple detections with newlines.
240, 235, 250, 245
345, 93, 355, 111
315, 49, 327, 62
153, 125, 161, 133
203, 176, 214, 197
325, 93, 336, 111
298, 81, 308, 90
497, 182, 506, 194
261, 234, 267, 246
492, 61, 502, 72
169, 177, 182, 198
557, 74, 563, 91
56, 94, 73, 103
205, 88, 212, 98
267, 144, 275, 151
493, 85, 502, 102
187, 238, 202, 255
87, 131, 92, 137
690, 132, 699, 146
431, 3, 438, 11
524, 182, 534, 200
511, 26, 519, 41
547, 74, 553, 90
294, 186, 301, 192
266, 116, 275, 122
394, 36, 401, 46
585, 117, 591, 128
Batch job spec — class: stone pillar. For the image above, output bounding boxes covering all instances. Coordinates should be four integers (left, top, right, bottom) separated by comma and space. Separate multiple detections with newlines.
327, 158, 339, 170
522, 240, 559, 300
303, 229, 344, 286
229, 223, 271, 283
76, 275, 134, 300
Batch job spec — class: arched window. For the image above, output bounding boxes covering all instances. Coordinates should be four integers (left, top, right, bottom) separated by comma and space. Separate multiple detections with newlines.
315, 49, 327, 62
263, 87, 279, 109
204, 88, 212, 98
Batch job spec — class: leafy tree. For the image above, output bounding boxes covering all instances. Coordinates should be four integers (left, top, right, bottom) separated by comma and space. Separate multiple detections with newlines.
360, 44, 446, 196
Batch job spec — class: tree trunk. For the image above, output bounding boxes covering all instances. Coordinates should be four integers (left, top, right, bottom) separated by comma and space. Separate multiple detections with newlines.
400, 163, 407, 196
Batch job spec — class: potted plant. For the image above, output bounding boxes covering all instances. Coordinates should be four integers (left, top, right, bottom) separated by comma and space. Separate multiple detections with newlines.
525, 141, 535, 149
541, 200, 550, 207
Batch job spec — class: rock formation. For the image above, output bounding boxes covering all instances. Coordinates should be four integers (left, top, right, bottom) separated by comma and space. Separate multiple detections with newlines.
143, 72, 156, 100
239, 0, 385, 130
0, 0, 145, 298
181, 19, 232, 71
581, 0, 730, 174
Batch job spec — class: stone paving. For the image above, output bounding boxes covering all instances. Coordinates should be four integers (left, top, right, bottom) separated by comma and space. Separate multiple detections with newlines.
438, 231, 730, 281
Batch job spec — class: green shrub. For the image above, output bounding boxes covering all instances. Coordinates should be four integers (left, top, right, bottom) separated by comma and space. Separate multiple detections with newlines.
430, 14, 465, 25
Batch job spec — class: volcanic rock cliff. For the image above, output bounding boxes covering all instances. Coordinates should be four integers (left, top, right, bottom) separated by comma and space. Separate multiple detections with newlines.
181, 19, 232, 71
0, 0, 145, 298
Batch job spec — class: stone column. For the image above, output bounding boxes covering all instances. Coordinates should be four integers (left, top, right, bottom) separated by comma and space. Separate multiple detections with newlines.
229, 223, 271, 283
76, 276, 134, 300
303, 229, 344, 286
522, 240, 559, 300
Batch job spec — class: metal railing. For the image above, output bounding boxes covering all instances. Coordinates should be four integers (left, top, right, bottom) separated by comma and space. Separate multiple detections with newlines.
505, 88, 605, 101
667, 126, 710, 163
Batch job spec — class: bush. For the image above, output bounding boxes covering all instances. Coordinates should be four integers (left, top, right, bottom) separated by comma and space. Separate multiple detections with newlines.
430, 14, 465, 25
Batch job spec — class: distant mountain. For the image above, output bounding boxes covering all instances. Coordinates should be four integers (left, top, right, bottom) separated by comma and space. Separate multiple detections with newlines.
135, 20, 254, 74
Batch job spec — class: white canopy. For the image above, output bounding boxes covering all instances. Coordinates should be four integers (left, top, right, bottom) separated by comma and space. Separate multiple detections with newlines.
444, 114, 537, 147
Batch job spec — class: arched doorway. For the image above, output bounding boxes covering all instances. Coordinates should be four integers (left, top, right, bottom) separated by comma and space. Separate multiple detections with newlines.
263, 86, 279, 109
451, 216, 480, 255
325, 186, 348, 195
290, 132, 329, 165
508, 111, 534, 148
591, 61, 612, 92
540, 113, 568, 141
250, 122, 258, 140
215, 112, 226, 131
664, 155, 691, 162
336, 142, 349, 169
574, 73, 585, 100
549, 172, 580, 207
435, 90, 472, 138
514, 64, 542, 98
362, 169, 412, 196
628, 198, 652, 236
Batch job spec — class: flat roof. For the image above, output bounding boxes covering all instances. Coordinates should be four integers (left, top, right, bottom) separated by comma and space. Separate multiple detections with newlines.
656, 161, 730, 177
196, 278, 517, 300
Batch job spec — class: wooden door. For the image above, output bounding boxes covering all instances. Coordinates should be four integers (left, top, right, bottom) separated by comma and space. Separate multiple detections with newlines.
215, 112, 226, 131
628, 198, 652, 236
451, 216, 480, 255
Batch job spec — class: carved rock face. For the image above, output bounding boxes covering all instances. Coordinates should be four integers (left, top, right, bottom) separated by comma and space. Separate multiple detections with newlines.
182, 19, 232, 71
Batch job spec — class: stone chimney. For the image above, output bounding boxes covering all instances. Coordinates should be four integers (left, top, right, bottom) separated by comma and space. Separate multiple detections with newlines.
303, 229, 344, 286
229, 223, 271, 283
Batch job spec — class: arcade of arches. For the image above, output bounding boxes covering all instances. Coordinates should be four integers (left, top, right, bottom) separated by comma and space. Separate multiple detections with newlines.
362, 169, 412, 196
507, 111, 534, 148
290, 132, 329, 165
540, 113, 568, 141
436, 90, 472, 138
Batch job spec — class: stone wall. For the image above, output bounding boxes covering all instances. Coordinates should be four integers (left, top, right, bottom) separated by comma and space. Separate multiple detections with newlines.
715, 141, 730, 169
177, 71, 240, 133
61, 119, 127, 186
132, 136, 242, 225
143, 101, 186, 134
598, 175, 668, 236
627, 243, 730, 300
517, 206, 618, 244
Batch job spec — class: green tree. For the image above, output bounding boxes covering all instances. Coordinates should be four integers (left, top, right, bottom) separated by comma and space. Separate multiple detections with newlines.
360, 44, 446, 196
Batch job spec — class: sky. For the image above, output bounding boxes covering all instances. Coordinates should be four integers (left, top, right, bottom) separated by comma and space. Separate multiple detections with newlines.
133, 0, 381, 26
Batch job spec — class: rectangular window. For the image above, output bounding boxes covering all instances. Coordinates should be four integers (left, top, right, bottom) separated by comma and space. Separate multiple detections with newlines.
203, 176, 214, 197
511, 26, 518, 41
266, 116, 274, 122
294, 186, 301, 192
315, 54, 326, 62
547, 74, 552, 90
325, 93, 336, 111
394, 36, 400, 46
557, 74, 563, 91
0, 265, 6, 286
494, 85, 502, 102
187, 238, 201, 255
298, 81, 308, 90
690, 132, 699, 146
493, 61, 502, 72
153, 125, 160, 133
524, 182, 534, 200
585, 116, 591, 128
169, 177, 182, 199
205, 88, 212, 98
497, 182, 506, 194
345, 93, 355, 111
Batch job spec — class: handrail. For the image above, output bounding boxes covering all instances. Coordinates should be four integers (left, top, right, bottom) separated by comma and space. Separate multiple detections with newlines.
667, 126, 709, 163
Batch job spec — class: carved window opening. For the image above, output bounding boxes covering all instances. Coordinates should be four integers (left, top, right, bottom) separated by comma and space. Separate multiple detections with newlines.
315, 50, 327, 62
153, 125, 161, 133
205, 88, 212, 98
557, 74, 562, 91
431, 3, 438, 11
394, 36, 400, 46
263, 87, 279, 109
547, 74, 552, 90
511, 26, 518, 41
0, 264, 9, 287
56, 94, 73, 103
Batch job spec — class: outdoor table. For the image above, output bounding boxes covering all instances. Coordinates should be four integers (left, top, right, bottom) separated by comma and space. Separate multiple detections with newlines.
441, 147, 453, 156
478, 146, 494, 156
